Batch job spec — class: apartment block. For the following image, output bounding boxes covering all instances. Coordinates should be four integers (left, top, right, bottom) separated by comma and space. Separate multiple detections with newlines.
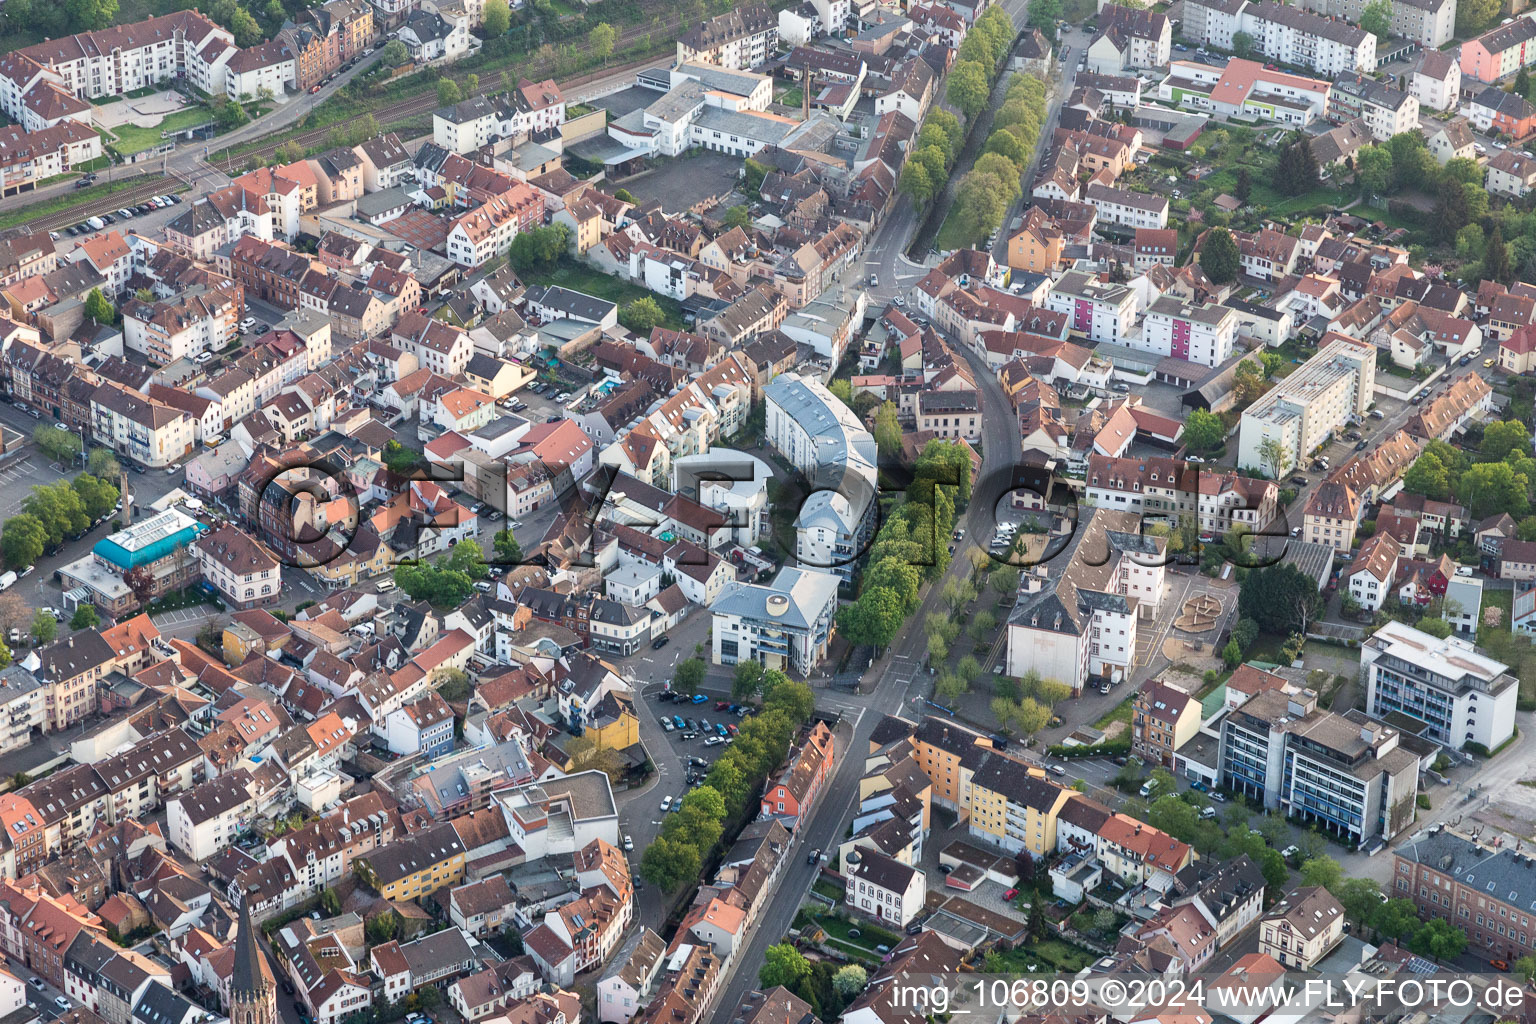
1044, 269, 1138, 344
1084, 454, 1278, 539
1327, 76, 1419, 141
1394, 829, 1536, 963
1237, 334, 1376, 476
1460, 15, 1536, 86
1298, 0, 1455, 47
711, 567, 840, 677
1140, 297, 1237, 367
1361, 620, 1517, 752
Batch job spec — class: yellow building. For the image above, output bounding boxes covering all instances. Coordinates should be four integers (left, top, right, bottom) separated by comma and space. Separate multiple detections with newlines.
363, 822, 466, 902
1007, 208, 1064, 274
587, 692, 640, 752
909, 716, 998, 814
967, 757, 1072, 857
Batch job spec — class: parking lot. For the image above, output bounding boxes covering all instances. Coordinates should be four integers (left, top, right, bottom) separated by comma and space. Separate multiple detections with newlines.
53, 191, 182, 240
0, 454, 72, 516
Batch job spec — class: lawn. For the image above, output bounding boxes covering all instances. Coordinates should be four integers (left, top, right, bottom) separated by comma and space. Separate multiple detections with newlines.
989, 938, 1098, 973
522, 259, 687, 330
1093, 695, 1134, 730
778, 87, 804, 108
110, 106, 216, 156
1350, 204, 1423, 232
935, 207, 979, 252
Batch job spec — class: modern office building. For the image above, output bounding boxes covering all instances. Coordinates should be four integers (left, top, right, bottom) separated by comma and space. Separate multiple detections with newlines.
1219, 688, 1420, 846
711, 567, 840, 677
1360, 620, 1517, 751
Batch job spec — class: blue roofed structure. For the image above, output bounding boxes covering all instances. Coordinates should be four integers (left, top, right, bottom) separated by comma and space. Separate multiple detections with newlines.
93, 508, 208, 571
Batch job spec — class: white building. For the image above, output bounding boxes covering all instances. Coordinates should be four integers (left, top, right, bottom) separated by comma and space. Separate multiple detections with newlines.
1236, 335, 1376, 476
1004, 510, 1166, 692
1044, 270, 1138, 345
1085, 183, 1169, 229
166, 768, 255, 862
1140, 297, 1237, 367
122, 281, 242, 364
764, 373, 878, 580
190, 524, 282, 610
1243, 0, 1376, 74
844, 848, 925, 927
711, 567, 840, 677
1361, 620, 1517, 752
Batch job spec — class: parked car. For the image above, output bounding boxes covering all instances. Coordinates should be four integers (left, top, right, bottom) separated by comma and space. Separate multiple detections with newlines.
690, 694, 707, 704
652, 636, 670, 649
660, 795, 672, 811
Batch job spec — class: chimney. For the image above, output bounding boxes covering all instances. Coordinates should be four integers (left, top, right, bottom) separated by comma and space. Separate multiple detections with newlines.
120, 467, 132, 525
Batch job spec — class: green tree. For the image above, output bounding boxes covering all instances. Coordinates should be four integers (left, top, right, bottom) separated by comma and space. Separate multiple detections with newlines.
1457, 461, 1529, 519
1027, 0, 1060, 31
1456, 0, 1498, 36
732, 660, 765, 698
620, 297, 666, 333
492, 529, 522, 564
954, 171, 1008, 244
482, 0, 509, 34
898, 161, 935, 205
1335, 877, 1383, 927
71, 473, 118, 520
1371, 898, 1423, 943
673, 657, 706, 695
1485, 225, 1514, 286
381, 39, 408, 64
83, 287, 114, 325
1356, 145, 1394, 198
1417, 617, 1454, 639
1403, 450, 1452, 501
1183, 409, 1226, 451
947, 61, 990, 120
392, 563, 475, 606
33, 425, 82, 466
30, 610, 55, 646
1299, 856, 1343, 891
1238, 564, 1319, 635
837, 586, 905, 649
589, 21, 616, 61
1232, 30, 1255, 56
973, 152, 1023, 204
722, 205, 752, 231
760, 944, 812, 990
382, 440, 423, 475
639, 835, 701, 891
69, 605, 99, 631
1200, 227, 1241, 284
86, 449, 120, 480
1409, 917, 1467, 961
24, 482, 88, 547
1517, 955, 1536, 983
832, 966, 867, 999
440, 538, 489, 579
65, 0, 117, 30
1254, 436, 1286, 479
1, 515, 46, 570
1360, 0, 1391, 39
437, 78, 463, 107
1481, 420, 1530, 463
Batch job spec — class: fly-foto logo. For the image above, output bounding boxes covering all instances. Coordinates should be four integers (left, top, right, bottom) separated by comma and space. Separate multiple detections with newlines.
245, 448, 1299, 572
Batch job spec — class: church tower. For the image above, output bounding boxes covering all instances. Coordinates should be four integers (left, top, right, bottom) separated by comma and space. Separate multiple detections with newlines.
230, 898, 278, 1024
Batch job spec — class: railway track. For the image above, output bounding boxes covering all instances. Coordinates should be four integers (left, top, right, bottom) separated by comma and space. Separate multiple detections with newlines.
10, 176, 192, 239
228, 37, 668, 167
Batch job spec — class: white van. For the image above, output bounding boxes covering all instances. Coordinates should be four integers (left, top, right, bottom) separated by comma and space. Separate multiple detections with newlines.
1139, 778, 1158, 798
375, 578, 397, 593
0, 571, 15, 591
